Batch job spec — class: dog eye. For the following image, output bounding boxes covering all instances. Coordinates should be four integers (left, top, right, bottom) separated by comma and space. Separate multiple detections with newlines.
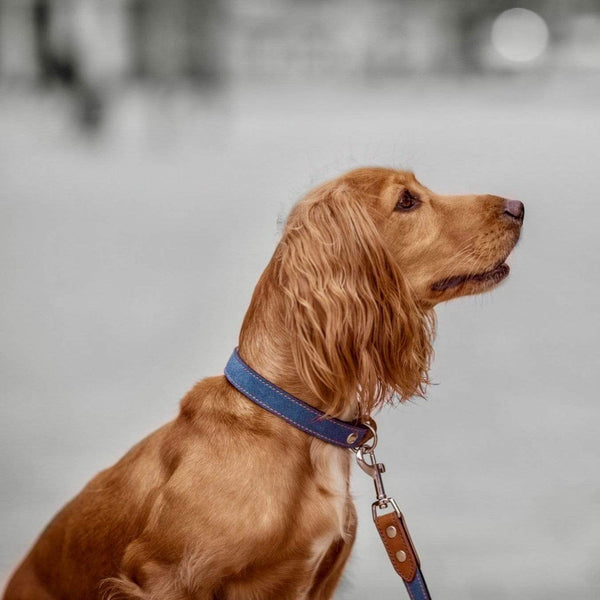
394, 189, 420, 212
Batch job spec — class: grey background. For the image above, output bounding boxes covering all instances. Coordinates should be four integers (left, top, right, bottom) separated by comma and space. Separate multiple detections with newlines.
1, 1, 599, 598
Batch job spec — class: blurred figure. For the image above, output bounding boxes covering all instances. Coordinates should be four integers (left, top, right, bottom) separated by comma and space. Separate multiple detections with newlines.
1, 0, 599, 132
33, 0, 105, 131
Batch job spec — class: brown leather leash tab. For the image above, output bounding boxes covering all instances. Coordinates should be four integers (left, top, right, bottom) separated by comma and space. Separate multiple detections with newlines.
373, 508, 419, 582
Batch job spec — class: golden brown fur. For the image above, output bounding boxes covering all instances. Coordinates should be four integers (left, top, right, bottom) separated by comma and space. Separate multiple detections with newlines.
3, 168, 522, 600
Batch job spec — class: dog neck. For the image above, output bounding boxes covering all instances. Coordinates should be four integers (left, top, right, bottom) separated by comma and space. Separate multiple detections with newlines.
238, 266, 359, 421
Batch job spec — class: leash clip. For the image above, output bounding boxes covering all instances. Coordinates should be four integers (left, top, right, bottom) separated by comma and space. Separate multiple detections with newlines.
355, 445, 395, 512
355, 419, 396, 511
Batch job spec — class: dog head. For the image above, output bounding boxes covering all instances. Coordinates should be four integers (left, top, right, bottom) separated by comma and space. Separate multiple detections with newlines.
252, 167, 523, 418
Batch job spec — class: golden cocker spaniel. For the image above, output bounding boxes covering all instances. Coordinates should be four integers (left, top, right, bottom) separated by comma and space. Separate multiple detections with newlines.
4, 167, 524, 600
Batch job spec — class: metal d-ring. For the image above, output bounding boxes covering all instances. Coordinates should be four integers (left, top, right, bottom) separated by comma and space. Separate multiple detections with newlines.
359, 419, 378, 452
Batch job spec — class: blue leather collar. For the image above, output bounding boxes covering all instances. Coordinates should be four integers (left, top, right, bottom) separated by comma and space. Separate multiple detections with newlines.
224, 348, 370, 449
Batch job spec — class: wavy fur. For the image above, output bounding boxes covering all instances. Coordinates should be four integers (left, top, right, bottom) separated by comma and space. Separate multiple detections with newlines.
274, 181, 433, 419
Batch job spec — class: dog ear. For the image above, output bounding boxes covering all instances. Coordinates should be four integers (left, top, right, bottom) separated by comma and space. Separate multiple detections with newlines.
275, 181, 433, 419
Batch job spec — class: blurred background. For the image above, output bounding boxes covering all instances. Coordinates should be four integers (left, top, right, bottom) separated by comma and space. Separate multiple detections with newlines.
1, 0, 599, 598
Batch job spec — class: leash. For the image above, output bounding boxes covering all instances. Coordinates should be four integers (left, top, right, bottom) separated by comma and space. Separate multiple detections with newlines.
224, 349, 432, 599
354, 424, 432, 600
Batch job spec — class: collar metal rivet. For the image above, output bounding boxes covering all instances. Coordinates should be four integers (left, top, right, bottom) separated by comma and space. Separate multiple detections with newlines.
386, 525, 397, 538
396, 550, 407, 562
346, 433, 358, 444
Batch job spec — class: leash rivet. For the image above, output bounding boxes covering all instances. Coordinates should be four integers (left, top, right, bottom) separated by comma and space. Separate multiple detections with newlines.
346, 433, 358, 444
395, 550, 407, 562
386, 526, 397, 538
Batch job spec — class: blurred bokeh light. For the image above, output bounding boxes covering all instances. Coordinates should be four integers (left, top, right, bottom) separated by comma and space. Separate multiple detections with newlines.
492, 8, 549, 64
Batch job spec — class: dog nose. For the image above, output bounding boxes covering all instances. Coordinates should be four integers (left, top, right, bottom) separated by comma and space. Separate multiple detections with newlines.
503, 199, 525, 223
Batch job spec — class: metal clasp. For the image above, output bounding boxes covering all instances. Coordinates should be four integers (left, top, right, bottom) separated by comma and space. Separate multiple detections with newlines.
357, 447, 405, 521
356, 446, 388, 503
354, 419, 401, 516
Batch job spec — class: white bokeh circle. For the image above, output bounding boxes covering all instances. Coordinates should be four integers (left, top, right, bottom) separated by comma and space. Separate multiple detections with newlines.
492, 8, 549, 63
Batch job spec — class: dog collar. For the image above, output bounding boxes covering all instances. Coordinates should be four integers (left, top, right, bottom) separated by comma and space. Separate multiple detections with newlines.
224, 348, 370, 449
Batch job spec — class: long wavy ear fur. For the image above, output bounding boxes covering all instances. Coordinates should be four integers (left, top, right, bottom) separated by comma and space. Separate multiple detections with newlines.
274, 181, 434, 419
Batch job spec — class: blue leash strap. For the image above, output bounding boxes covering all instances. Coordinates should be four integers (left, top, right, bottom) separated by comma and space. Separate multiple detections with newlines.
406, 568, 432, 600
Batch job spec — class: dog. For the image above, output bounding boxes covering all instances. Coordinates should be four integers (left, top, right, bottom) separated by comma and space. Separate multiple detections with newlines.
3, 167, 523, 600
